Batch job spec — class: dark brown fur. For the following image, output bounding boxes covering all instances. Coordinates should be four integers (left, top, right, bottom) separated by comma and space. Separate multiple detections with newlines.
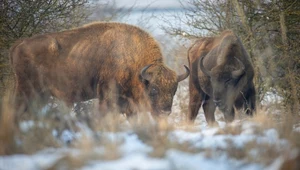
187, 30, 255, 124
10, 22, 189, 119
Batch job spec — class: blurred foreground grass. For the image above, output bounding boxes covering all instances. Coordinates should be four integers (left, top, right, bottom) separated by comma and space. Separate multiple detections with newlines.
0, 86, 299, 170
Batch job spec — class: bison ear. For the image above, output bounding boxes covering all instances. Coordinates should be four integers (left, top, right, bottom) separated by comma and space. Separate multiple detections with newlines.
177, 65, 190, 82
140, 64, 153, 81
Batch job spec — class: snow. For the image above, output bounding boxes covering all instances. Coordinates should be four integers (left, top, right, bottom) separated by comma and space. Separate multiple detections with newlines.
166, 150, 263, 170
119, 133, 152, 154
0, 115, 297, 170
0, 150, 65, 170
1, 1, 297, 169
293, 123, 300, 132
83, 154, 169, 170
0, 88, 298, 170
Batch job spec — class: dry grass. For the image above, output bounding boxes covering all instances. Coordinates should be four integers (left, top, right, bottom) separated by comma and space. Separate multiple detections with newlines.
225, 109, 300, 169
0, 88, 299, 170
0, 92, 15, 155
132, 116, 200, 157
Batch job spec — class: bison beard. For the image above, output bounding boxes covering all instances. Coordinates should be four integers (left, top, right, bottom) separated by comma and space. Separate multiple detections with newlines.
187, 30, 256, 124
10, 22, 189, 122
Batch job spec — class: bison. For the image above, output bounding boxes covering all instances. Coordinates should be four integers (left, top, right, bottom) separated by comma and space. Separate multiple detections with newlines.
10, 22, 189, 120
187, 30, 255, 124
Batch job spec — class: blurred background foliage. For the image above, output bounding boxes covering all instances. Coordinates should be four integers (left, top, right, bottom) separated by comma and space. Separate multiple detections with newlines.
163, 0, 300, 114
0, 0, 299, 115
0, 0, 129, 101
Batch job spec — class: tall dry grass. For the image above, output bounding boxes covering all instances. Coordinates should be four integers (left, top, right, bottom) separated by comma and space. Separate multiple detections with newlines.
0, 91, 15, 155
0, 73, 299, 170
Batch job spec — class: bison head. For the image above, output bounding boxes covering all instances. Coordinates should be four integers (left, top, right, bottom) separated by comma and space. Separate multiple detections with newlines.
140, 64, 189, 116
199, 56, 245, 121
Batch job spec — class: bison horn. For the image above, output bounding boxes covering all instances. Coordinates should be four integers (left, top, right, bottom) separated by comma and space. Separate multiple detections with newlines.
199, 55, 211, 76
231, 57, 245, 78
177, 65, 190, 82
141, 64, 153, 81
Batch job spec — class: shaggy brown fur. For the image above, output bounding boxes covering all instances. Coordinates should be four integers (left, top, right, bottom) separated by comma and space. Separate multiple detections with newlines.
10, 22, 189, 120
187, 30, 255, 124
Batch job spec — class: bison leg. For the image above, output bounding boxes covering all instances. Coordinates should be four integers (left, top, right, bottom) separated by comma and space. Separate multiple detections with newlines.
202, 97, 216, 125
13, 71, 46, 121
247, 95, 256, 116
188, 75, 205, 122
97, 81, 122, 115
188, 92, 203, 122
245, 83, 256, 116
14, 86, 29, 121
223, 107, 235, 122
14, 85, 49, 118
237, 83, 256, 116
117, 96, 138, 118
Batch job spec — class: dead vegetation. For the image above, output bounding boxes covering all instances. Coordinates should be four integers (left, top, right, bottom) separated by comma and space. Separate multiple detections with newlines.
0, 77, 299, 170
0, 94, 299, 169
0, 92, 15, 155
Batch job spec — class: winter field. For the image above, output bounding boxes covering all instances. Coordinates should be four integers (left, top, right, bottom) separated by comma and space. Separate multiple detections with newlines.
0, 83, 299, 170
1, 0, 299, 169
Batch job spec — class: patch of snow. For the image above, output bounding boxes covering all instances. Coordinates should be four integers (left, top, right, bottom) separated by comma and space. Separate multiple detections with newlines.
264, 128, 279, 141
19, 120, 49, 132
119, 133, 152, 155
264, 156, 284, 170
193, 135, 229, 149
201, 127, 219, 136
166, 149, 263, 170
0, 121, 295, 170
82, 153, 169, 170
261, 90, 283, 105
19, 120, 35, 132
0, 150, 65, 170
241, 121, 260, 135
60, 129, 76, 144
1, 97, 297, 170
293, 123, 300, 133
294, 127, 300, 132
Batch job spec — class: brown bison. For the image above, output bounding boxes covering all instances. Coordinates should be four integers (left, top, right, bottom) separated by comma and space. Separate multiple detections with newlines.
187, 30, 255, 124
10, 22, 189, 119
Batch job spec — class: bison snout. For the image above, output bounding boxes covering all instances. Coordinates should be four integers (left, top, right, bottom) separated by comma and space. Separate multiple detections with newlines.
160, 110, 172, 116
213, 99, 222, 107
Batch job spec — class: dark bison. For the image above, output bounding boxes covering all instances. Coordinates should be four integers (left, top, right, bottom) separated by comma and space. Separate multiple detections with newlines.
187, 30, 255, 124
10, 22, 189, 120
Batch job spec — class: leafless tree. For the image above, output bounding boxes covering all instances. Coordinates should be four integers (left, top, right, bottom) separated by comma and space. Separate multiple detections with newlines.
162, 0, 300, 113
0, 0, 131, 99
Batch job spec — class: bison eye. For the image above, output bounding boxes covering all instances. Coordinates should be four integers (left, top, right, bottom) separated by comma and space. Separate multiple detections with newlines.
150, 87, 159, 96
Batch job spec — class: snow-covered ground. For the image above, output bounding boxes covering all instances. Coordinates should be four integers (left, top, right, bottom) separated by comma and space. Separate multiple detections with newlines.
2, 1, 298, 169
0, 119, 297, 170
0, 86, 299, 170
